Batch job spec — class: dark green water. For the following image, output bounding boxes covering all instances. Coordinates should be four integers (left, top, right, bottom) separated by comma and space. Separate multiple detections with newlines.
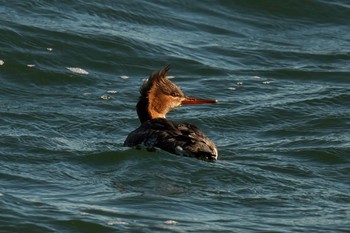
1, 1, 350, 232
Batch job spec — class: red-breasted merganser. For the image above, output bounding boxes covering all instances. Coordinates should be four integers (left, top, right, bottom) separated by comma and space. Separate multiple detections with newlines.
123, 65, 218, 160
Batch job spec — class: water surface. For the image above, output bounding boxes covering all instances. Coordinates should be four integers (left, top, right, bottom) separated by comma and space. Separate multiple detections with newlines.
1, 1, 350, 232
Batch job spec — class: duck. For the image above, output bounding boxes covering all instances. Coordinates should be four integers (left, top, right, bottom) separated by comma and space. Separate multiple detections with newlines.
123, 65, 218, 160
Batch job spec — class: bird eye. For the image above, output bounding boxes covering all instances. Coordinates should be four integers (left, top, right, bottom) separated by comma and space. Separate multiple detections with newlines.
171, 92, 180, 97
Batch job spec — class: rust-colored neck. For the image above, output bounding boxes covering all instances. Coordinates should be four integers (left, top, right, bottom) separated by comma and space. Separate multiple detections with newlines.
136, 97, 166, 123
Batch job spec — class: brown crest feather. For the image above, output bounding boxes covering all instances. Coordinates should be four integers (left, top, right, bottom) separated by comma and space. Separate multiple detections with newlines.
139, 65, 172, 98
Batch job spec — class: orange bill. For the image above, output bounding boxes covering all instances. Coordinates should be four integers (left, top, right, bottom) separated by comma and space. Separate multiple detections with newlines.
181, 97, 218, 105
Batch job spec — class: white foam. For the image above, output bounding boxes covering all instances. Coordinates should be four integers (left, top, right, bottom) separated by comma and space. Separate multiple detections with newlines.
0, 60, 4, 65
106, 90, 118, 94
107, 220, 128, 226
120, 75, 129, 79
164, 220, 178, 225
100, 95, 112, 100
66, 67, 89, 75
